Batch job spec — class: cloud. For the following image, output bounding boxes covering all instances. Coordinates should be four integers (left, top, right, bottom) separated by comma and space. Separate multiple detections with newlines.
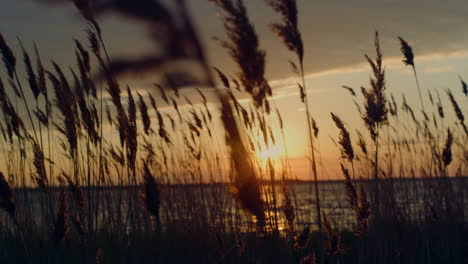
197, 0, 468, 80
5, 0, 468, 82
423, 65, 456, 73
3, 0, 468, 112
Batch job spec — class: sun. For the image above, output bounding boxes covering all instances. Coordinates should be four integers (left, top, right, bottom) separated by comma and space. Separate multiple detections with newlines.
255, 144, 283, 162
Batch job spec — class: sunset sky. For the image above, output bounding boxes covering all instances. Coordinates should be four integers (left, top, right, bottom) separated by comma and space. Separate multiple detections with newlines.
1, 0, 467, 180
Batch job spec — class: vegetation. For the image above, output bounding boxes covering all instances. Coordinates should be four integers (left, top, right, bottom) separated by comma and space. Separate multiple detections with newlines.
0, 0, 466, 263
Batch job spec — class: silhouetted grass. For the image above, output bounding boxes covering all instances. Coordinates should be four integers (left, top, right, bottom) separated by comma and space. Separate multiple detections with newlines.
0, 0, 466, 263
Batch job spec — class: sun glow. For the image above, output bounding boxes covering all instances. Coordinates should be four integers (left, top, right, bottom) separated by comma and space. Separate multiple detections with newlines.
255, 144, 283, 162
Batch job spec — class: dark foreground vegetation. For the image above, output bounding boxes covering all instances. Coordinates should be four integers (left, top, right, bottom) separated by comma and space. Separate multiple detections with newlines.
0, 0, 466, 263
0, 222, 465, 263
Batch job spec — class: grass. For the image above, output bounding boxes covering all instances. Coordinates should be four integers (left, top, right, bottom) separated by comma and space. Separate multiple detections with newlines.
0, 0, 467, 263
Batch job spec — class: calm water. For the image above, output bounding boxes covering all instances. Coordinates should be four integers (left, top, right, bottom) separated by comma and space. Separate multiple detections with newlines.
3, 178, 467, 232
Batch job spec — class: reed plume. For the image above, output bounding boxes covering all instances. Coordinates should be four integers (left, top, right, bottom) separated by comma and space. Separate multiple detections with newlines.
311, 117, 319, 138
18, 40, 39, 99
362, 32, 387, 218
331, 113, 354, 162
108, 80, 130, 149
341, 164, 358, 210
33, 43, 47, 96
105, 103, 113, 127
446, 89, 467, 134
342, 85, 356, 97
398, 36, 424, 111
155, 103, 171, 144
362, 32, 388, 140
126, 88, 138, 171
459, 75, 467, 96
265, 0, 303, 62
389, 94, 398, 117
356, 130, 368, 157
72, 68, 98, 144
141, 161, 161, 231
138, 92, 152, 135
48, 64, 79, 157
213, 67, 230, 89
75, 39, 90, 73
31, 138, 48, 192
2, 37, 40, 142
0, 77, 25, 140
74, 40, 93, 97
71, 0, 100, 34
266, 1, 323, 256
441, 128, 453, 168
87, 28, 100, 58
220, 95, 265, 228
341, 164, 370, 236
398, 37, 414, 66
356, 185, 370, 236
211, 0, 271, 108
0, 33, 16, 79
436, 94, 445, 119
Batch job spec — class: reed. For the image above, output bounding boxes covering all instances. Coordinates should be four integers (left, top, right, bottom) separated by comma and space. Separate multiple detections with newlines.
361, 32, 388, 219
0, 1, 465, 263
265, 0, 324, 259
399, 37, 425, 112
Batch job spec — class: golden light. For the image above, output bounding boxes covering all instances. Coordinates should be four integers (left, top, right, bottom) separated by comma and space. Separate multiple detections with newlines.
255, 144, 283, 162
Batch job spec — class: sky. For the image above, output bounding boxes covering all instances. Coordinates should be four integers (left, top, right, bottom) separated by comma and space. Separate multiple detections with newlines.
0, 0, 467, 180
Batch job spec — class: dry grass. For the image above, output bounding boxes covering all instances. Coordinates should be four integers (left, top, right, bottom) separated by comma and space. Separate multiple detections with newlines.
0, 0, 465, 263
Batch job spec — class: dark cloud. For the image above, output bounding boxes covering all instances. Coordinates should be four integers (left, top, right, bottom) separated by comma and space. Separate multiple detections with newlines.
1, 0, 468, 83
197, 0, 468, 80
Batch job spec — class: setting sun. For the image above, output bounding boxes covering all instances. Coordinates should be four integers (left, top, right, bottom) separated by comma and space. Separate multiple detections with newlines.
255, 144, 283, 162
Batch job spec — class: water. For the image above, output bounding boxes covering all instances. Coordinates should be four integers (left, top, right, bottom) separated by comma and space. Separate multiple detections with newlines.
2, 178, 467, 233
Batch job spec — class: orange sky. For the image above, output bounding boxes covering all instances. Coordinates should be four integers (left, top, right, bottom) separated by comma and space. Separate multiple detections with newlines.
0, 0, 467, 181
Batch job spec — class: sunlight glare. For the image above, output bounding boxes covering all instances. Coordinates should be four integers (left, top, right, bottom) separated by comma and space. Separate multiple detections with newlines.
256, 144, 283, 162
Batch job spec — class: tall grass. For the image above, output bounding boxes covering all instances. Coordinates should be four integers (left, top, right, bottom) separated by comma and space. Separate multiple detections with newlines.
0, 0, 466, 263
